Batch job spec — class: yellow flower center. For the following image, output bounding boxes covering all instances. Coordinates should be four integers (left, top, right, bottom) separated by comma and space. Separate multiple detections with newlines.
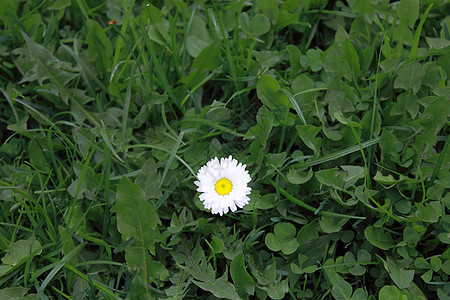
215, 178, 232, 195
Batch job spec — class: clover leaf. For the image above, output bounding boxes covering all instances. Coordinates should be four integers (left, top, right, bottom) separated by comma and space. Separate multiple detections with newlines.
265, 222, 299, 255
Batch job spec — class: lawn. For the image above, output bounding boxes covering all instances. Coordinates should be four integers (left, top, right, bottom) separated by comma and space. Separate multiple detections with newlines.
0, 0, 449, 299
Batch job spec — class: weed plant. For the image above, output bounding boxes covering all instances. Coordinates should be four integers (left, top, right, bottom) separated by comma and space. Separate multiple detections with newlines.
0, 0, 449, 299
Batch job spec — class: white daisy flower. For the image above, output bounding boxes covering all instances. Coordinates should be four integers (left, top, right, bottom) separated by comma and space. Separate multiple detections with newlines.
194, 155, 252, 216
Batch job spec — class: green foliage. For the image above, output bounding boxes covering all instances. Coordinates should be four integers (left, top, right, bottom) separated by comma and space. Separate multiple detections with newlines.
0, 0, 448, 298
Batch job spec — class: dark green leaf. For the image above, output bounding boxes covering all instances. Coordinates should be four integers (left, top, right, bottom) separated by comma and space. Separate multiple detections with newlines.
384, 256, 415, 289
398, 0, 419, 28
364, 226, 395, 250
256, 75, 290, 110
394, 60, 424, 94
251, 14, 271, 36
332, 280, 352, 300
230, 253, 255, 297
115, 177, 157, 282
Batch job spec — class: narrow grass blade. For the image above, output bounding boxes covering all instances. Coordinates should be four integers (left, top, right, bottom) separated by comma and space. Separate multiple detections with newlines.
267, 178, 365, 219
410, 4, 433, 61
293, 137, 380, 169
174, 118, 255, 139
281, 88, 307, 125
36, 242, 87, 298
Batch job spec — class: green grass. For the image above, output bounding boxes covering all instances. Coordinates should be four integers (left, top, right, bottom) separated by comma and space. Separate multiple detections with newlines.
0, 0, 449, 299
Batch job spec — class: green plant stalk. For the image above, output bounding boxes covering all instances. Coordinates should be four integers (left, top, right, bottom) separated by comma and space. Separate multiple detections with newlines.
267, 178, 365, 219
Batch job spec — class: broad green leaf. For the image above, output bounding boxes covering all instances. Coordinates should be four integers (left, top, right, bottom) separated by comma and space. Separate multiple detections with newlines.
254, 50, 285, 69
256, 75, 290, 110
257, 0, 279, 24
398, 0, 419, 28
379, 285, 401, 300
265, 232, 282, 252
115, 177, 157, 282
276, 10, 300, 30
247, 106, 273, 165
287, 168, 313, 185
246, 192, 277, 210
274, 222, 296, 241
332, 280, 352, 300
265, 223, 299, 255
426, 37, 450, 50
351, 0, 375, 22
381, 256, 415, 289
319, 215, 348, 234
300, 49, 323, 72
341, 165, 365, 188
0, 287, 36, 299
360, 108, 381, 139
1, 237, 41, 267
403, 227, 420, 246
342, 39, 360, 79
364, 226, 395, 250
21, 33, 78, 104
391, 92, 419, 119
315, 168, 345, 189
230, 253, 255, 297
0, 265, 12, 277
357, 249, 371, 262
324, 48, 352, 80
296, 125, 322, 154
211, 236, 224, 254
350, 288, 368, 300
407, 282, 427, 299
287, 45, 302, 75
239, 12, 251, 34
186, 15, 211, 57
192, 41, 221, 71
414, 257, 430, 269
260, 278, 289, 300
147, 259, 169, 281
180, 41, 221, 88
373, 172, 399, 186
441, 260, 450, 275
186, 36, 210, 58
415, 203, 439, 223
251, 14, 271, 36
86, 21, 112, 73
327, 90, 356, 120
28, 139, 49, 171
125, 275, 152, 300
394, 60, 424, 94
135, 158, 160, 199
193, 275, 241, 300
323, 258, 344, 286
430, 257, 442, 272
379, 130, 400, 162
